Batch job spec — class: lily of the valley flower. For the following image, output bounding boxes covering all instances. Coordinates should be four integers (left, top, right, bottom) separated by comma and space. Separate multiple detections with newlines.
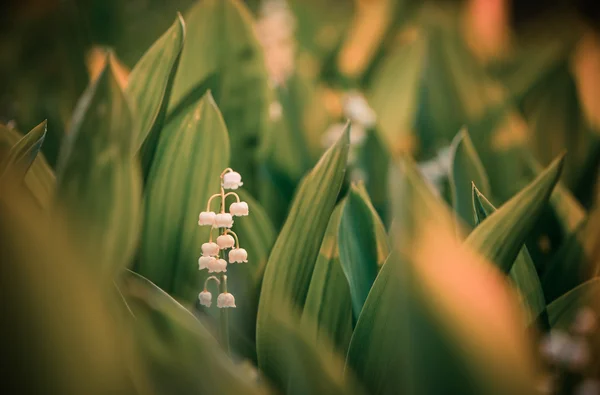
218, 292, 236, 308
198, 290, 212, 307
202, 242, 220, 257
343, 91, 377, 128
217, 234, 235, 249
198, 211, 216, 226
222, 171, 243, 190
198, 256, 216, 270
208, 258, 228, 273
214, 213, 234, 228
230, 201, 249, 216
229, 248, 248, 263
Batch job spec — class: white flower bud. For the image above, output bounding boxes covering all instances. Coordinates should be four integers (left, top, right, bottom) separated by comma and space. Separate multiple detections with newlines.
223, 171, 243, 190
209, 258, 227, 273
214, 213, 234, 228
198, 256, 215, 270
217, 292, 236, 308
217, 234, 235, 249
230, 201, 249, 216
198, 291, 212, 307
201, 242, 220, 257
229, 248, 248, 263
198, 211, 216, 226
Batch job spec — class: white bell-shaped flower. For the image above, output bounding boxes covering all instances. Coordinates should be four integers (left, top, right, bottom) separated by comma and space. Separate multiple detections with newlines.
198, 211, 216, 226
217, 234, 235, 249
214, 213, 234, 228
343, 91, 377, 128
201, 242, 220, 257
230, 201, 249, 216
229, 248, 248, 263
217, 292, 236, 308
223, 171, 243, 190
198, 256, 215, 270
208, 258, 228, 273
198, 291, 212, 307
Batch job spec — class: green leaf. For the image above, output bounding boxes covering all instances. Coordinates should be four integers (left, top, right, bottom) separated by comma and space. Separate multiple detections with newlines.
121, 270, 268, 395
169, 0, 270, 191
449, 128, 491, 228
127, 15, 185, 177
259, 302, 363, 395
138, 92, 228, 302
338, 182, 389, 320
56, 61, 142, 278
465, 155, 564, 273
257, 125, 349, 369
0, 120, 47, 179
472, 186, 546, 325
302, 205, 353, 356
547, 278, 600, 329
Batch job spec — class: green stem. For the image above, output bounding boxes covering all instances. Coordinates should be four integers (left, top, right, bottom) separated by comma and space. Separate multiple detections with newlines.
219, 259, 230, 355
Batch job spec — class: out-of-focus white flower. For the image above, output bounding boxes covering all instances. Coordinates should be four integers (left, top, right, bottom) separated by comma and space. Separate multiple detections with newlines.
198, 256, 215, 270
343, 91, 377, 128
321, 123, 366, 149
229, 248, 248, 263
201, 242, 220, 257
208, 258, 228, 273
540, 330, 571, 361
198, 291, 212, 307
418, 146, 453, 196
217, 292, 236, 308
572, 307, 598, 335
540, 330, 590, 369
565, 338, 591, 370
214, 213, 234, 228
269, 101, 283, 121
575, 379, 600, 395
230, 202, 249, 216
198, 211, 216, 226
223, 171, 243, 190
217, 234, 235, 249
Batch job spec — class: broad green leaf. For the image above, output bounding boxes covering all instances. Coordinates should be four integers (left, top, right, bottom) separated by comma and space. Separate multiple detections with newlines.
259, 302, 363, 395
0, 120, 47, 179
542, 205, 600, 303
55, 62, 142, 278
120, 270, 268, 395
0, 188, 140, 395
472, 186, 546, 325
338, 182, 389, 320
139, 92, 228, 302
347, 160, 535, 395
465, 155, 564, 273
127, 15, 185, 177
302, 205, 353, 356
0, 122, 56, 209
170, 0, 270, 191
449, 128, 491, 228
547, 278, 600, 330
257, 126, 349, 369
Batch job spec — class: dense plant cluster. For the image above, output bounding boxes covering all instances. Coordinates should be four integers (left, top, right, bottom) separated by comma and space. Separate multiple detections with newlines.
1, 1, 599, 394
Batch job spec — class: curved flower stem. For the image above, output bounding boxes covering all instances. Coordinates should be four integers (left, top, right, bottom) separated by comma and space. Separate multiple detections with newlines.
220, 168, 233, 178
203, 275, 221, 292
209, 226, 218, 242
224, 229, 239, 248
206, 193, 222, 212
224, 191, 241, 204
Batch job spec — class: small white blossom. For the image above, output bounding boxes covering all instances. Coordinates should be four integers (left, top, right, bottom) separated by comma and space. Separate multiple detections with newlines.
229, 248, 248, 263
217, 234, 235, 249
198, 291, 212, 307
572, 307, 598, 335
343, 91, 377, 128
540, 330, 590, 369
201, 242, 220, 257
223, 171, 243, 190
230, 201, 249, 216
208, 258, 228, 273
198, 211, 216, 226
214, 213, 234, 228
217, 292, 236, 308
575, 379, 600, 395
198, 256, 215, 270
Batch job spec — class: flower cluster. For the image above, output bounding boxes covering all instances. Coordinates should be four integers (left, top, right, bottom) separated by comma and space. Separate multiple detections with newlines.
196, 169, 250, 309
